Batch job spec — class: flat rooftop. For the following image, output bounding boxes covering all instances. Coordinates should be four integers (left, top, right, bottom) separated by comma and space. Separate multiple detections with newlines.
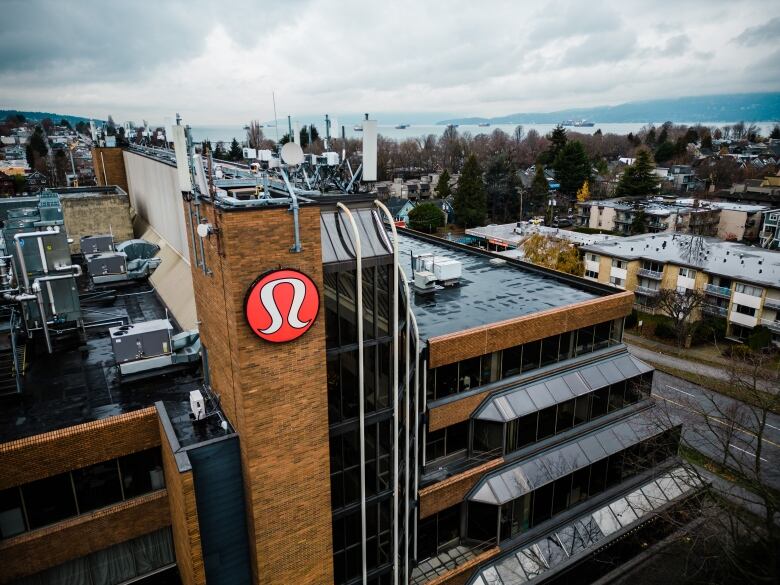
466, 223, 621, 248
582, 233, 780, 289
396, 231, 604, 341
0, 279, 208, 444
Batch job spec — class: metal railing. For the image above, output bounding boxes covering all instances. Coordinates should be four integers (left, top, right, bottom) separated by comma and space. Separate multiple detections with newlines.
638, 268, 663, 280
410, 538, 496, 585
702, 304, 728, 317
761, 318, 780, 332
635, 285, 660, 297
763, 297, 780, 310
705, 283, 732, 298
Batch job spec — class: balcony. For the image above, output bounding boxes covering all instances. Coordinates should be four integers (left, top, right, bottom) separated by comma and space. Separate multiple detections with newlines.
705, 284, 732, 298
635, 286, 660, 297
761, 319, 780, 333
638, 268, 663, 280
764, 297, 780, 311
702, 304, 728, 317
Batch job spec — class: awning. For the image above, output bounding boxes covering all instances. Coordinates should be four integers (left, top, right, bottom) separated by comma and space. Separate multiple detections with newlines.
474, 353, 653, 424
468, 413, 673, 506
468, 466, 703, 585
320, 208, 393, 269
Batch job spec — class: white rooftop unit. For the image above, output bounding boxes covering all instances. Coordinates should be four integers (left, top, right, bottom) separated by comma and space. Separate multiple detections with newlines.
243, 147, 257, 159
415, 254, 462, 286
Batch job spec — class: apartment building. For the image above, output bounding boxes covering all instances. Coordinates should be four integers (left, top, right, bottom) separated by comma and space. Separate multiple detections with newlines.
582, 233, 780, 345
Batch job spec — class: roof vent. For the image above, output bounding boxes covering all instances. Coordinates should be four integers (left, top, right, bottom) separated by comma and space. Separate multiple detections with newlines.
490, 258, 507, 266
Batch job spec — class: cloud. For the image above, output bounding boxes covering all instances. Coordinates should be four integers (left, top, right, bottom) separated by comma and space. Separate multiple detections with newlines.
732, 16, 780, 46
0, 0, 778, 123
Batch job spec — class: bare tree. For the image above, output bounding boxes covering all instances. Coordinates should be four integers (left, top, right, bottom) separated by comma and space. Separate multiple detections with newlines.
246, 120, 264, 150
653, 288, 706, 348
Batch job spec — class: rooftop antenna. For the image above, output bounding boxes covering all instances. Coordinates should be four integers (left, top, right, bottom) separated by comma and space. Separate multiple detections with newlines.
272, 91, 279, 143
288, 115, 293, 144
325, 114, 331, 149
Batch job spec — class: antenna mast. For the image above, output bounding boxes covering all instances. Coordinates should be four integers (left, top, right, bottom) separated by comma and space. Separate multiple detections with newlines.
272, 91, 279, 143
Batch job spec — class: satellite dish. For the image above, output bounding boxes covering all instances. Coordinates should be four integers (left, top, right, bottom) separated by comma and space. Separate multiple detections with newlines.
196, 223, 212, 238
281, 142, 304, 166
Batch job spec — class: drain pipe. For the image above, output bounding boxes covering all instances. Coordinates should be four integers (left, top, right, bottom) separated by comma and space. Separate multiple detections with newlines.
280, 168, 302, 253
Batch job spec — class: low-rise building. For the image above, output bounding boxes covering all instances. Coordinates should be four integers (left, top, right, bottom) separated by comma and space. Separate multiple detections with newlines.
581, 233, 780, 345
760, 208, 780, 249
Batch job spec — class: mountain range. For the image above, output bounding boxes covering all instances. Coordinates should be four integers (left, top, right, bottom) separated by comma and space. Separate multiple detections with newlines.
0, 109, 102, 126
437, 93, 780, 125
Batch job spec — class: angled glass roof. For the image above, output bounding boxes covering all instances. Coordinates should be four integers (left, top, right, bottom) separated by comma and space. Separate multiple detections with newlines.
474, 353, 652, 424
469, 412, 672, 506
321, 208, 393, 268
468, 467, 704, 585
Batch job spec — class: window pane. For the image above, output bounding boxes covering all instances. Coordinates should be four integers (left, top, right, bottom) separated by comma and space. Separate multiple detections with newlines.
324, 272, 339, 347
362, 267, 375, 338
340, 352, 359, 419
590, 387, 609, 419
575, 327, 594, 355
327, 353, 341, 422
23, 474, 77, 529
537, 407, 556, 441
516, 413, 538, 450
502, 345, 522, 378
436, 362, 459, 399
522, 340, 541, 372
573, 395, 590, 426
552, 475, 572, 515
446, 422, 468, 454
540, 335, 559, 368
338, 271, 358, 345
556, 400, 575, 433
531, 483, 554, 527
607, 383, 625, 412
558, 332, 573, 361
594, 322, 611, 350
0, 487, 26, 538
459, 356, 481, 391
426, 428, 446, 462
73, 460, 123, 513
467, 502, 498, 543
119, 449, 164, 499
376, 265, 390, 337
473, 421, 503, 455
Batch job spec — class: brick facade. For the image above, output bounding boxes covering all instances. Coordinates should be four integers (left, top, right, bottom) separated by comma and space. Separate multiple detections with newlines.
0, 490, 170, 583
185, 201, 334, 584
0, 407, 160, 490
92, 147, 129, 193
427, 291, 634, 368
418, 458, 505, 519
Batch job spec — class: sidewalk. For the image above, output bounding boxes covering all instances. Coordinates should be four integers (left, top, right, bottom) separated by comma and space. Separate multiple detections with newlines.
624, 335, 778, 395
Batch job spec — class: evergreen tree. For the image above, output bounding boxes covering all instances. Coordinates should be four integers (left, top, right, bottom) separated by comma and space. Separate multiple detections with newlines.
435, 169, 451, 199
630, 210, 646, 235
213, 141, 227, 159
771, 125, 780, 140
541, 125, 567, 165
529, 164, 549, 215
654, 141, 676, 164
615, 149, 658, 196
484, 154, 519, 223
298, 125, 320, 148
552, 141, 591, 195
408, 202, 445, 233
228, 138, 242, 161
453, 154, 486, 228
645, 128, 657, 146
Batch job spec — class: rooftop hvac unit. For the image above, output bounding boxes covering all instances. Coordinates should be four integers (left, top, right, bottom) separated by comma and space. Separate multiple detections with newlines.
323, 152, 340, 166
110, 319, 174, 376
257, 149, 273, 162
80, 234, 114, 254
85, 252, 127, 284
243, 147, 257, 159
416, 254, 462, 286
190, 389, 206, 421
413, 270, 437, 294
304, 153, 318, 166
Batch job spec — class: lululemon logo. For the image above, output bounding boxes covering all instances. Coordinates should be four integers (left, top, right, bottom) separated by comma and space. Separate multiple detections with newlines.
244, 269, 319, 343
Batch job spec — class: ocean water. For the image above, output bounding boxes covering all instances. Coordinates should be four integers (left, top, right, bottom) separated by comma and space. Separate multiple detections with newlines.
190, 121, 778, 145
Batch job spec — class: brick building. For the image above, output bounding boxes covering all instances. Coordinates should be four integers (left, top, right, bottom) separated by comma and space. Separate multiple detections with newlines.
0, 146, 702, 585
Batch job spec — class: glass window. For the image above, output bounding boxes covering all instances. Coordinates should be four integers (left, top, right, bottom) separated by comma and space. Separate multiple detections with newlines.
459, 356, 481, 391
593, 322, 611, 350
573, 395, 590, 426
531, 483, 553, 527
0, 487, 26, 538
446, 422, 468, 455
473, 421, 503, 455
516, 413, 538, 451
436, 362, 459, 399
536, 407, 557, 441
119, 449, 164, 499
735, 304, 756, 316
22, 473, 77, 529
467, 502, 498, 543
575, 326, 594, 355
558, 331, 573, 361
327, 353, 341, 421
590, 387, 609, 419
551, 475, 572, 516
502, 345, 522, 378
570, 467, 590, 506
606, 454, 624, 488
588, 458, 608, 496
556, 400, 575, 433
426, 428, 446, 462
522, 340, 541, 372
607, 382, 625, 412
540, 335, 559, 368
362, 267, 376, 338
340, 352, 360, 420
324, 272, 339, 347
338, 271, 358, 345
481, 353, 495, 386
72, 461, 123, 514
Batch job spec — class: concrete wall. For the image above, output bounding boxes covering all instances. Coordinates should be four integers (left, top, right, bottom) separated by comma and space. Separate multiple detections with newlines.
60, 190, 134, 253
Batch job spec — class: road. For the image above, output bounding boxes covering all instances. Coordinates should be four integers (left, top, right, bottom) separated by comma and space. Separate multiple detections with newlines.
648, 368, 780, 490
626, 341, 777, 394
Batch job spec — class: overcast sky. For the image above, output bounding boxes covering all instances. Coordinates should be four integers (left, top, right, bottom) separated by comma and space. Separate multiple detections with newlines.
1, 0, 778, 125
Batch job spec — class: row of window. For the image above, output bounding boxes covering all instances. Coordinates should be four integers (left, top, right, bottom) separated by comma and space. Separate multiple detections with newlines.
467, 429, 680, 545
0, 448, 163, 539
332, 497, 393, 585
472, 373, 653, 458
426, 320, 622, 402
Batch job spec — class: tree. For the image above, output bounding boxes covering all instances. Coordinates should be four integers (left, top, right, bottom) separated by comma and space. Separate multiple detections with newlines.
439, 125, 463, 172
615, 149, 658, 196
770, 125, 780, 140
521, 234, 583, 275
407, 202, 445, 233
246, 120, 264, 150
201, 139, 212, 154
653, 288, 706, 347
228, 138, 242, 161
552, 140, 591, 195
541, 125, 567, 165
654, 141, 676, 163
529, 164, 549, 215
59, 119, 71, 129
629, 209, 646, 234
484, 154, 519, 223
435, 169, 451, 199
298, 124, 319, 148
576, 180, 590, 202
213, 141, 227, 160
701, 133, 713, 150
453, 154, 486, 228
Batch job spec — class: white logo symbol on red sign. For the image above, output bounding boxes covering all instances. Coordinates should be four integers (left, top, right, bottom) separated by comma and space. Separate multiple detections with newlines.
244, 269, 319, 343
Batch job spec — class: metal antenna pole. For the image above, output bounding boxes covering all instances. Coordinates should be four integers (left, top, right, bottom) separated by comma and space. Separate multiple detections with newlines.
272, 91, 279, 143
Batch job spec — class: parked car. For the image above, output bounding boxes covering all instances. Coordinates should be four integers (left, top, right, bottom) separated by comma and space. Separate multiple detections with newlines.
552, 218, 573, 227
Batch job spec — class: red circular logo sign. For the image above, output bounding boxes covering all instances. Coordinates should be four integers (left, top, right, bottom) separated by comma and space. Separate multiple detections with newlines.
244, 269, 319, 343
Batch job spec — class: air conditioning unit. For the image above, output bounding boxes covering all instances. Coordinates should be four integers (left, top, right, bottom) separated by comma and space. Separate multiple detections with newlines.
80, 234, 114, 254
416, 255, 462, 286
323, 152, 340, 166
242, 147, 257, 159
190, 389, 206, 421
413, 270, 437, 294
257, 149, 273, 162
305, 153, 318, 165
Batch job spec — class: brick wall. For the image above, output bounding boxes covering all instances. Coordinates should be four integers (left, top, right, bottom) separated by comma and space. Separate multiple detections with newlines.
185, 202, 334, 584
93, 147, 129, 193
427, 291, 634, 368
0, 407, 160, 490
0, 490, 170, 583
418, 458, 504, 519
160, 420, 206, 585
61, 191, 134, 253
